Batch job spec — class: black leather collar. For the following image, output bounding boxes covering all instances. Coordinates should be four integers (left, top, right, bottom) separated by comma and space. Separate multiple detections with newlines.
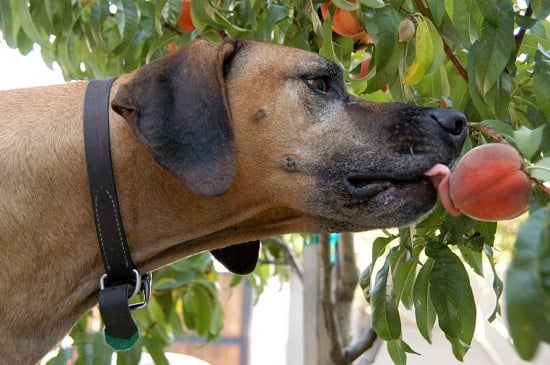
84, 78, 150, 351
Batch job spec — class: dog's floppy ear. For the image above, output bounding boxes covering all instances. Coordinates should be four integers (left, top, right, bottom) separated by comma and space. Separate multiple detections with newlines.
211, 240, 260, 275
112, 39, 238, 196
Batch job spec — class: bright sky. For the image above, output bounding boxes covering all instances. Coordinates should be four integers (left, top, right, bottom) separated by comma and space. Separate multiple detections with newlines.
0, 37, 64, 91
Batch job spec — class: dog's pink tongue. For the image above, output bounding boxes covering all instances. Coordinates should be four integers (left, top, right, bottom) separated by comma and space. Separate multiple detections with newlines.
424, 164, 461, 216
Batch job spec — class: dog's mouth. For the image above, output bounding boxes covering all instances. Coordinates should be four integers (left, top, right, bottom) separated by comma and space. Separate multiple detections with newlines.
343, 173, 434, 202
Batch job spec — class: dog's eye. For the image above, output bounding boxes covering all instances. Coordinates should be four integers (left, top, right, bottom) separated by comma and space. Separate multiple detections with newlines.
306, 78, 330, 93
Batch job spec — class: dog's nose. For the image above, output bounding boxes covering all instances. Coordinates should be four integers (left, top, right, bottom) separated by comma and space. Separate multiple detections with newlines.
430, 108, 467, 136
429, 108, 468, 148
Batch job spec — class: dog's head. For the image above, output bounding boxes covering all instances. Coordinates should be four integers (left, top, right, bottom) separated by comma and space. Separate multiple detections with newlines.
112, 38, 466, 270
222, 40, 466, 232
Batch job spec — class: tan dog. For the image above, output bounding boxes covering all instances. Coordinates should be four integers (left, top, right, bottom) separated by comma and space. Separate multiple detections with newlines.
0, 38, 466, 363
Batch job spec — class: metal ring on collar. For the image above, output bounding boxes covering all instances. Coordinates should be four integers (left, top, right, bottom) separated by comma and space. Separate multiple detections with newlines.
99, 269, 142, 301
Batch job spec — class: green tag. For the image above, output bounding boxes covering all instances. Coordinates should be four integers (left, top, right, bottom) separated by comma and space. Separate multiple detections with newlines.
104, 329, 140, 351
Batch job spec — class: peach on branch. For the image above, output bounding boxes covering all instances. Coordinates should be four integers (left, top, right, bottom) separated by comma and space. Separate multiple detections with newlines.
320, 1, 364, 37
425, 144, 532, 221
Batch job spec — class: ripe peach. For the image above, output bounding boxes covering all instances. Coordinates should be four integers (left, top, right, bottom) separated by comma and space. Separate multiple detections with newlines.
178, 0, 195, 32
320, 1, 364, 37
425, 144, 532, 221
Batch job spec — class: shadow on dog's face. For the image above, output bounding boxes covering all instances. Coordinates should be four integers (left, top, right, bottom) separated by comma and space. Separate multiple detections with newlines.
224, 40, 467, 232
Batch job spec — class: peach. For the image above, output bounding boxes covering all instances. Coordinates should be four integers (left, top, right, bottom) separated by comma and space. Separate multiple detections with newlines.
398, 18, 415, 42
178, 0, 195, 32
425, 144, 532, 221
320, 1, 364, 37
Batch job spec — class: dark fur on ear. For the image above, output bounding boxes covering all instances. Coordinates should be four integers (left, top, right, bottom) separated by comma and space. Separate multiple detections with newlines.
211, 241, 260, 275
112, 39, 240, 196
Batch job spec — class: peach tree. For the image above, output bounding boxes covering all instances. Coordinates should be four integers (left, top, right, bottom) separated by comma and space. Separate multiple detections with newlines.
1, 0, 549, 364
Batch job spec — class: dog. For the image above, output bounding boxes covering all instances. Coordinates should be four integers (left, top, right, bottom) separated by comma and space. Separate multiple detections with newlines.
0, 38, 466, 363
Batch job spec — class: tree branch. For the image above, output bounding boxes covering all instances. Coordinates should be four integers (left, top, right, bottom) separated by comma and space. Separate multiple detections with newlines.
268, 236, 304, 282
320, 233, 379, 364
334, 233, 359, 349
162, 21, 184, 35
343, 327, 378, 363
469, 124, 508, 143
335, 233, 359, 303
319, 234, 345, 364
413, 0, 468, 82
514, 3, 533, 55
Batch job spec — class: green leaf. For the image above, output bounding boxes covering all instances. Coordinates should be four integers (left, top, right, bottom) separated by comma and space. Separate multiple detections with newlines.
445, 334, 470, 361
425, 0, 445, 26
458, 245, 483, 277
479, 119, 514, 138
387, 339, 407, 365
146, 295, 166, 325
403, 17, 433, 85
393, 254, 418, 309
162, 0, 181, 26
413, 258, 436, 344
531, 0, 550, 19
168, 298, 186, 338
14, 0, 47, 47
427, 243, 476, 353
0, 0, 20, 47
360, 264, 373, 301
529, 157, 550, 183
358, 0, 386, 8
534, 44, 550, 121
362, 6, 400, 71
424, 18, 445, 77
453, 0, 482, 46
319, 11, 342, 68
373, 235, 395, 261
332, 0, 360, 11
506, 207, 550, 360
115, 342, 143, 365
513, 125, 545, 160
467, 0, 514, 97
372, 252, 402, 340
182, 281, 224, 339
89, 0, 110, 49
143, 337, 170, 365
111, 0, 139, 55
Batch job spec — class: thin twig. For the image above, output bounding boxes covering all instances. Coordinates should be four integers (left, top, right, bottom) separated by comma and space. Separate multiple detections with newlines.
514, 4, 533, 54
268, 236, 304, 282
469, 124, 508, 143
413, 0, 468, 81
162, 21, 184, 35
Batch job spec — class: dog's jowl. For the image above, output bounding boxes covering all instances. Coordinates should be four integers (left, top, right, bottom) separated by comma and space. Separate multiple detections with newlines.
0, 38, 466, 364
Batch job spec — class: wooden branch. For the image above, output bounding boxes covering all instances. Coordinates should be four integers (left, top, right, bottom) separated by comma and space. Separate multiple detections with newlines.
469, 124, 508, 143
334, 233, 359, 348
268, 236, 304, 282
343, 327, 378, 363
335, 232, 359, 303
514, 4, 533, 54
413, 0, 468, 81
162, 21, 184, 35
319, 234, 345, 364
